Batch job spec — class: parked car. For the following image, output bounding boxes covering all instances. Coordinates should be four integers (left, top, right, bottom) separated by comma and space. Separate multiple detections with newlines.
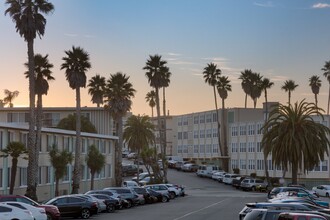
145, 184, 176, 199
313, 185, 330, 197
131, 187, 155, 204
127, 152, 137, 159
196, 165, 220, 178
278, 212, 328, 220
45, 195, 98, 219
87, 194, 117, 213
0, 195, 60, 220
0, 203, 34, 220
222, 173, 240, 185
211, 171, 226, 181
165, 183, 185, 196
146, 189, 170, 203
103, 187, 140, 208
240, 178, 267, 191
123, 180, 139, 187
139, 176, 156, 186
181, 163, 199, 172
175, 161, 189, 171
2, 201, 47, 220
268, 186, 319, 199
132, 172, 152, 182
122, 163, 143, 176
231, 176, 245, 189
269, 195, 330, 209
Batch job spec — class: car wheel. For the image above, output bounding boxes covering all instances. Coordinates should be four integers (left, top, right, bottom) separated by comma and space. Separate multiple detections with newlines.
169, 191, 176, 199
251, 186, 256, 191
106, 204, 115, 213
81, 208, 90, 219
46, 213, 52, 220
161, 196, 168, 203
326, 193, 329, 197
126, 200, 132, 208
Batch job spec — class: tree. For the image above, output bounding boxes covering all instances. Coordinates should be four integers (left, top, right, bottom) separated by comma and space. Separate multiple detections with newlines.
281, 80, 298, 106
261, 100, 330, 184
49, 146, 73, 197
88, 74, 106, 107
61, 46, 91, 194
216, 76, 232, 172
3, 89, 19, 107
145, 90, 156, 117
249, 72, 263, 108
239, 69, 253, 108
5, 0, 54, 201
143, 54, 169, 182
57, 114, 97, 133
309, 75, 322, 108
0, 141, 28, 194
104, 72, 136, 186
86, 145, 105, 190
123, 115, 155, 181
322, 61, 330, 115
24, 53, 54, 186
260, 77, 274, 186
203, 63, 222, 156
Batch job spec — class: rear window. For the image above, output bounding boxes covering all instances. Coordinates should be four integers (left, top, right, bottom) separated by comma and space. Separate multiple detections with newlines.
256, 180, 264, 183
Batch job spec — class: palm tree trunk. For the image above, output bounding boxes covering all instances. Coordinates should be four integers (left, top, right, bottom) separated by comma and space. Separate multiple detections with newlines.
55, 178, 60, 197
26, 39, 37, 201
151, 107, 154, 118
264, 91, 271, 187
315, 94, 318, 108
35, 94, 42, 185
90, 170, 95, 190
288, 92, 291, 106
213, 86, 223, 157
9, 158, 18, 195
72, 87, 82, 194
155, 87, 165, 182
291, 162, 298, 185
253, 98, 257, 109
162, 87, 167, 183
245, 93, 247, 108
221, 98, 229, 172
115, 117, 124, 186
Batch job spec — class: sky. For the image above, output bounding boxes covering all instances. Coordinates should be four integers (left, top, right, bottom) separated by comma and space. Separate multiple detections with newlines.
1, 0, 330, 116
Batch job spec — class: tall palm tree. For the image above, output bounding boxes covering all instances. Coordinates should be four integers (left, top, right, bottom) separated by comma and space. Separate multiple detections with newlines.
3, 89, 19, 107
143, 54, 169, 182
145, 90, 156, 117
203, 63, 222, 156
322, 61, 330, 115
104, 72, 136, 186
123, 115, 155, 181
260, 77, 274, 186
249, 72, 263, 108
5, 0, 54, 201
24, 54, 54, 181
49, 145, 73, 197
0, 141, 28, 194
309, 75, 322, 108
216, 76, 232, 172
239, 69, 253, 108
61, 46, 91, 194
88, 74, 106, 107
262, 100, 330, 184
86, 145, 105, 190
281, 80, 298, 106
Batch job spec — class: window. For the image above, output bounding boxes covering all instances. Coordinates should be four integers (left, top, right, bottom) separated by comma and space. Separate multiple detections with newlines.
212, 144, 219, 153
199, 130, 205, 138
45, 166, 51, 184
248, 124, 255, 135
206, 114, 212, 123
183, 117, 188, 125
239, 125, 246, 136
206, 129, 212, 138
248, 160, 255, 170
38, 167, 42, 185
193, 131, 199, 139
257, 160, 264, 170
239, 143, 246, 152
248, 142, 255, 152
177, 132, 182, 140
178, 118, 182, 126
199, 115, 205, 123
199, 145, 205, 153
256, 142, 262, 152
194, 116, 199, 124
177, 145, 183, 153
231, 143, 238, 153
231, 126, 238, 136
256, 123, 263, 134
20, 167, 27, 186
268, 160, 273, 170
194, 145, 199, 153
183, 145, 188, 153
212, 112, 217, 122
239, 159, 246, 169
205, 144, 211, 153
62, 166, 70, 182
213, 128, 218, 137
183, 132, 188, 139
231, 159, 238, 170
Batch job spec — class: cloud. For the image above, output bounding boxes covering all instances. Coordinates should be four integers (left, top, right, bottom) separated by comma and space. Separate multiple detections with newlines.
312, 3, 330, 8
167, 52, 182, 56
254, 1, 274, 8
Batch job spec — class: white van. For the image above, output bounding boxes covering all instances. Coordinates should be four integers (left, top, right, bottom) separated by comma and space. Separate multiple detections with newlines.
196, 165, 220, 178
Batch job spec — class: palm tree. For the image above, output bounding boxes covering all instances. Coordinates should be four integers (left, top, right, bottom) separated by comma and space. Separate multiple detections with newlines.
260, 77, 274, 186
3, 89, 19, 107
239, 69, 253, 108
123, 114, 155, 182
262, 100, 330, 184
249, 72, 263, 108
322, 61, 330, 115
49, 145, 73, 197
143, 54, 169, 182
281, 80, 298, 106
86, 145, 105, 190
202, 63, 222, 156
0, 141, 28, 194
24, 53, 54, 182
309, 75, 322, 108
216, 76, 232, 172
61, 46, 91, 194
88, 74, 106, 107
5, 0, 54, 201
145, 90, 156, 117
104, 72, 136, 186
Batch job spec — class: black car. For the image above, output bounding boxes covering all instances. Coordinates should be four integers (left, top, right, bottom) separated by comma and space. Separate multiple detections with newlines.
85, 190, 125, 210
131, 187, 155, 204
45, 195, 98, 219
232, 176, 245, 189
103, 187, 140, 208
122, 164, 144, 177
88, 194, 118, 213
146, 189, 170, 203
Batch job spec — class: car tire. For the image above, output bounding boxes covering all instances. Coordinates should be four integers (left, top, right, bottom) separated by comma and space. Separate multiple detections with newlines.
126, 200, 132, 208
106, 204, 115, 213
251, 186, 256, 191
161, 196, 168, 203
326, 193, 329, 197
169, 191, 176, 199
81, 208, 90, 219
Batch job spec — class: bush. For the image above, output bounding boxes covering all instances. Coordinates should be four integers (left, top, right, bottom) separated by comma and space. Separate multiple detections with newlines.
233, 168, 240, 174
250, 173, 257, 178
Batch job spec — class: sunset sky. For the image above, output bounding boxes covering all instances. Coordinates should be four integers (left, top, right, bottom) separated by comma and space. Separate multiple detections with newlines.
1, 0, 330, 116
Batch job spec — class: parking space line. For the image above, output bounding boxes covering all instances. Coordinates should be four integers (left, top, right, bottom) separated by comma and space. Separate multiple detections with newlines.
172, 198, 230, 220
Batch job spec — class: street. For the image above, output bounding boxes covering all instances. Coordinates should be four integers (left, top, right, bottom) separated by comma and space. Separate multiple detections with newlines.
92, 167, 266, 220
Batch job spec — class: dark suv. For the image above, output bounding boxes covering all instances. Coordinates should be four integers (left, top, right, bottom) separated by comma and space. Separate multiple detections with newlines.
103, 187, 140, 207
0, 195, 61, 220
122, 164, 143, 176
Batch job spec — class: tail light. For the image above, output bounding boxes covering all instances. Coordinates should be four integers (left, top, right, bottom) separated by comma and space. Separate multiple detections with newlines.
92, 202, 98, 208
